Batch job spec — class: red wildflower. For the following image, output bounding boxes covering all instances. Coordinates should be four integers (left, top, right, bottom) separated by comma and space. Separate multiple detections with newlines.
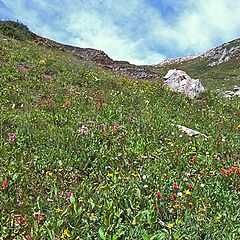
188, 183, 193, 189
46, 99, 53, 106
188, 161, 194, 165
199, 170, 205, 175
172, 182, 179, 190
237, 185, 240, 191
15, 215, 25, 225
95, 102, 101, 109
2, 179, 8, 189
25, 235, 31, 240
156, 191, 164, 199
35, 215, 44, 221
153, 204, 159, 210
169, 193, 177, 201
216, 135, 222, 142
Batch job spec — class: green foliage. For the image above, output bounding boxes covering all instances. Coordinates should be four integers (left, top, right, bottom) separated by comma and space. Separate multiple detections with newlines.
0, 33, 240, 239
0, 20, 32, 41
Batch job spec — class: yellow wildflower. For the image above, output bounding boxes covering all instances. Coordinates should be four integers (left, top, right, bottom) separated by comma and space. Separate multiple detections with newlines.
39, 59, 46, 65
46, 171, 53, 176
215, 214, 222, 221
107, 173, 114, 177
167, 223, 174, 228
185, 190, 191, 195
55, 208, 62, 213
60, 229, 70, 238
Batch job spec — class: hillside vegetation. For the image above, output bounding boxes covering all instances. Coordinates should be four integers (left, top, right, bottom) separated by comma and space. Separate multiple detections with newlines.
0, 22, 240, 239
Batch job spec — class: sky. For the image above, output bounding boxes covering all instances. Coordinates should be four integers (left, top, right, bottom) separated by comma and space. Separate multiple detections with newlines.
0, 0, 240, 65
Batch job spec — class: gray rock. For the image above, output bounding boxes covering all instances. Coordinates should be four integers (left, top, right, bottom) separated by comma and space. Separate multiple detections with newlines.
163, 69, 205, 99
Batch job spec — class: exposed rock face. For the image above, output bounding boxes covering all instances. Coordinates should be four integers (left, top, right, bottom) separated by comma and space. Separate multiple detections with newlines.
156, 38, 240, 67
163, 69, 205, 99
223, 86, 240, 98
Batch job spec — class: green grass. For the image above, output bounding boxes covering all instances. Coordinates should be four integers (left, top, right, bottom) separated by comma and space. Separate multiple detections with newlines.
0, 32, 240, 240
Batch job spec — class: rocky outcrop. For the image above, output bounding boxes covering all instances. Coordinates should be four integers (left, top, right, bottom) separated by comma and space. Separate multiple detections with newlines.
31, 33, 159, 80
223, 86, 240, 98
163, 69, 205, 99
156, 38, 240, 67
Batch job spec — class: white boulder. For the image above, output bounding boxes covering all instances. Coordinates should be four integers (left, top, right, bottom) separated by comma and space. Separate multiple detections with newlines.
163, 69, 205, 99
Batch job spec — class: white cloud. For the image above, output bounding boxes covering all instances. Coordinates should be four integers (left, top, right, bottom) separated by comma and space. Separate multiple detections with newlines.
1, 0, 240, 64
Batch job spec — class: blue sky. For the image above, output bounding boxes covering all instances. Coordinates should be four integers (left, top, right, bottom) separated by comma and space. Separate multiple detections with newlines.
1, 0, 240, 65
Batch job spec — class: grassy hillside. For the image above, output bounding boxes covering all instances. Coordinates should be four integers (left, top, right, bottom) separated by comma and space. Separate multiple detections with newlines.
0, 24, 240, 239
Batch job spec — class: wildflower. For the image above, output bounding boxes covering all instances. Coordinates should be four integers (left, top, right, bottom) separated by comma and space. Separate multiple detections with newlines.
188, 183, 193, 189
90, 213, 97, 221
60, 229, 70, 239
215, 214, 222, 221
237, 185, 240, 191
173, 202, 180, 209
156, 191, 164, 199
184, 190, 191, 195
153, 204, 159, 210
2, 179, 8, 189
188, 202, 193, 206
35, 215, 45, 221
131, 172, 138, 177
67, 191, 73, 202
64, 101, 71, 108
25, 235, 31, 240
169, 193, 177, 201
39, 59, 46, 65
199, 170, 205, 175
15, 215, 25, 225
107, 173, 113, 177
177, 192, 183, 197
172, 182, 179, 190
46, 171, 53, 176
167, 223, 174, 228
216, 135, 222, 142
131, 220, 137, 225
8, 133, 17, 144
55, 208, 62, 213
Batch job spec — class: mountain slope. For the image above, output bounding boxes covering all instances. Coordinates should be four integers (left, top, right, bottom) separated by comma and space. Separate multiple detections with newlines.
0, 21, 240, 239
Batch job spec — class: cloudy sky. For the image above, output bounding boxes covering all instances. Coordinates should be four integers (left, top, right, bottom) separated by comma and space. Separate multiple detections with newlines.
0, 0, 240, 65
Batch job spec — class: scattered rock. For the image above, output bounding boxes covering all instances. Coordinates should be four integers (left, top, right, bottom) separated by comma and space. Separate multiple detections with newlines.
223, 86, 240, 98
176, 125, 207, 137
163, 69, 205, 99
78, 125, 89, 136
17, 64, 30, 73
43, 74, 53, 81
